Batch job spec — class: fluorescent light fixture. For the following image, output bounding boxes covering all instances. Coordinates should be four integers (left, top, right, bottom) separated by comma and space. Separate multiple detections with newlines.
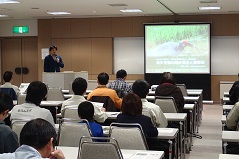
47, 12, 71, 15
199, 6, 221, 10
120, 9, 142, 13
0, 0, 19, 4
0, 14, 8, 17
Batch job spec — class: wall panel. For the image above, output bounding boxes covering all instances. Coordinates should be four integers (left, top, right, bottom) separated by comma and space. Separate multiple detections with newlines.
38, 19, 52, 38
72, 38, 92, 73
91, 38, 113, 74
91, 18, 112, 37
71, 19, 91, 38
132, 16, 154, 37
112, 17, 133, 37
52, 19, 71, 38
221, 14, 239, 36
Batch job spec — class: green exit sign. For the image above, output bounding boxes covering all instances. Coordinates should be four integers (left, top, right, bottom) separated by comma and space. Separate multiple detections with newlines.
13, 26, 29, 33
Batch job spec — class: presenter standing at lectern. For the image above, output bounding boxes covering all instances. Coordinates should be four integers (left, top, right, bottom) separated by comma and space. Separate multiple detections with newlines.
44, 45, 64, 72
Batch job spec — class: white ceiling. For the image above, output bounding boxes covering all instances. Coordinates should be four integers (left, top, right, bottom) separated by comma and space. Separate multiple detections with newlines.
0, 0, 239, 20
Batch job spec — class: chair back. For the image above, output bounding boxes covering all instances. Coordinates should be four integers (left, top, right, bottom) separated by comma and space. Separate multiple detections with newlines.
61, 106, 79, 119
17, 94, 26, 105
89, 96, 119, 112
176, 84, 188, 96
58, 119, 92, 147
109, 122, 148, 150
69, 82, 74, 94
47, 87, 64, 101
78, 136, 123, 159
0, 88, 17, 100
155, 96, 178, 113
11, 119, 30, 140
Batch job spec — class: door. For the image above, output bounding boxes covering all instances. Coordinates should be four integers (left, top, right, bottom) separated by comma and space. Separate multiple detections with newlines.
1, 37, 38, 86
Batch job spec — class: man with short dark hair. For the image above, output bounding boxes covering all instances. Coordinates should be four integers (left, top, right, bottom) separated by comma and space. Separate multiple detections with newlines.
87, 72, 122, 110
10, 81, 54, 126
0, 71, 19, 95
108, 69, 132, 95
0, 92, 19, 154
62, 77, 107, 123
44, 45, 64, 72
0, 118, 65, 159
132, 79, 168, 128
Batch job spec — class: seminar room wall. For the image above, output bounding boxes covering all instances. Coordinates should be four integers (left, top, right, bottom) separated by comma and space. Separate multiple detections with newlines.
38, 14, 239, 103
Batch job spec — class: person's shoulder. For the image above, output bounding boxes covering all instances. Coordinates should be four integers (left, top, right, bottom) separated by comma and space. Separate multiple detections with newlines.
234, 102, 239, 107
0, 123, 12, 131
11, 104, 22, 111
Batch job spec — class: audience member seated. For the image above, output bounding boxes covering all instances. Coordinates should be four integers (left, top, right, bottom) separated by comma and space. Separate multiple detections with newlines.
78, 101, 104, 137
226, 102, 239, 154
10, 81, 55, 126
229, 81, 239, 105
116, 93, 158, 137
0, 71, 20, 95
226, 102, 239, 131
62, 77, 107, 123
0, 93, 19, 154
0, 118, 65, 159
132, 79, 168, 128
155, 72, 184, 113
107, 69, 132, 96
87, 72, 122, 111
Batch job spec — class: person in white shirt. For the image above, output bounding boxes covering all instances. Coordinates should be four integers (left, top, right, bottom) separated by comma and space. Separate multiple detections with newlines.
62, 77, 107, 123
132, 79, 168, 128
0, 71, 20, 95
10, 81, 55, 126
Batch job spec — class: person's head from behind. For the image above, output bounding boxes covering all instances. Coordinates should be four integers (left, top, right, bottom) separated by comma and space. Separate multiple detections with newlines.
132, 79, 150, 98
49, 45, 57, 56
0, 92, 14, 120
121, 93, 142, 116
26, 81, 47, 106
97, 72, 109, 85
160, 72, 176, 85
116, 69, 127, 80
72, 77, 87, 95
78, 101, 94, 122
3, 71, 13, 83
20, 118, 57, 158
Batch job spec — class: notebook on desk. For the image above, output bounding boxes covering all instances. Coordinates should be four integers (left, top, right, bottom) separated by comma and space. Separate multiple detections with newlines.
19, 83, 30, 94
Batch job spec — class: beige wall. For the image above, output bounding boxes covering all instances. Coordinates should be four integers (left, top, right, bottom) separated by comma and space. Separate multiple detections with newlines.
38, 14, 239, 103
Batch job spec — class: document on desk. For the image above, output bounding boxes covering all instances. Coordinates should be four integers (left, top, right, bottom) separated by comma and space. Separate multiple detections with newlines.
129, 152, 161, 159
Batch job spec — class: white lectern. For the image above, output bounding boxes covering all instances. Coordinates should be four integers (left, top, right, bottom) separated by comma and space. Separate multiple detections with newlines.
42, 71, 88, 90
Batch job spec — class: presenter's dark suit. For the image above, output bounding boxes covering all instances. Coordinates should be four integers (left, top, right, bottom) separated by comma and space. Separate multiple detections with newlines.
116, 113, 158, 137
44, 55, 64, 72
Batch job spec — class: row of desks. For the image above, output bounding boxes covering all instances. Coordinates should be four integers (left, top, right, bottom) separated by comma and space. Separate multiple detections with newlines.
58, 146, 164, 159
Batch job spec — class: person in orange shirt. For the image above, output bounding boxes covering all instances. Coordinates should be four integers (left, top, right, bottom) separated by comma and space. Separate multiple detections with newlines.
87, 72, 122, 111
